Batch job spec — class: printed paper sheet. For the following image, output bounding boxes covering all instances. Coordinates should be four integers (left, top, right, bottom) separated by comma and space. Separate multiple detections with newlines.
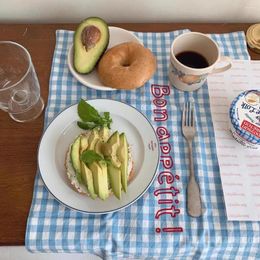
207, 60, 260, 221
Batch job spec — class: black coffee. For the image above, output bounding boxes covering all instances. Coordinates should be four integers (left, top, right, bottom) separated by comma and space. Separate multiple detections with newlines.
176, 51, 209, 69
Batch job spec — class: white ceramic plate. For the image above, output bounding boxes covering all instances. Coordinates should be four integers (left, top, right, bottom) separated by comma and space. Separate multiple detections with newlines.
67, 27, 141, 91
38, 99, 159, 214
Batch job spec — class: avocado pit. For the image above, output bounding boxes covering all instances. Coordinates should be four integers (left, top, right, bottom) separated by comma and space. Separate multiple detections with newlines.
81, 25, 101, 51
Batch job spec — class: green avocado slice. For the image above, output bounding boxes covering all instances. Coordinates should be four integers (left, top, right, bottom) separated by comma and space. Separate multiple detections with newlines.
107, 164, 121, 199
79, 134, 97, 199
94, 139, 103, 157
89, 161, 109, 200
73, 17, 109, 74
103, 131, 121, 168
80, 133, 89, 153
81, 163, 98, 199
70, 136, 82, 183
87, 128, 99, 150
118, 133, 129, 192
99, 126, 110, 143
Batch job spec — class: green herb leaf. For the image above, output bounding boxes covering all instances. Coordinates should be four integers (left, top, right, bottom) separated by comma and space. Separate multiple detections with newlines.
77, 99, 113, 130
77, 121, 95, 130
104, 112, 110, 119
80, 150, 104, 165
104, 158, 112, 165
103, 112, 112, 129
78, 99, 100, 123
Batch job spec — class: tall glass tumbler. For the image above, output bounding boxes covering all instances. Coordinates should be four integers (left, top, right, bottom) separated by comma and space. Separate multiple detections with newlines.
0, 41, 44, 122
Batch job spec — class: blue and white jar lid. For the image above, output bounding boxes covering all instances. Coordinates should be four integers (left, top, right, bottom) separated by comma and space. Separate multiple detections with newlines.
229, 90, 260, 149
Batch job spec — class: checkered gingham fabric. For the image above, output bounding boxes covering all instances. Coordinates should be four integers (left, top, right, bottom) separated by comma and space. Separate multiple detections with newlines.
26, 29, 260, 259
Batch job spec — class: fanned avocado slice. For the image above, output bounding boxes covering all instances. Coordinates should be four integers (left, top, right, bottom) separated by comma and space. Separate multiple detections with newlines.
118, 133, 128, 193
79, 134, 97, 199
74, 17, 109, 74
89, 161, 109, 200
70, 136, 82, 183
87, 128, 99, 150
102, 131, 121, 168
107, 164, 121, 200
99, 126, 110, 142
81, 163, 98, 199
80, 133, 89, 153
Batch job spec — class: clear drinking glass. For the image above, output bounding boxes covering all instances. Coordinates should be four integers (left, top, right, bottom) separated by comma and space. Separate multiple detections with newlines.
0, 41, 44, 122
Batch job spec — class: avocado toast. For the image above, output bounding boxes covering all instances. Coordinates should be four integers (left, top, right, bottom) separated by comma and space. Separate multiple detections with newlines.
65, 127, 134, 200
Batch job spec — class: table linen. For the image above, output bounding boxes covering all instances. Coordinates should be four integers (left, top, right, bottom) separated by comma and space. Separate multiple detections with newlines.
26, 28, 260, 259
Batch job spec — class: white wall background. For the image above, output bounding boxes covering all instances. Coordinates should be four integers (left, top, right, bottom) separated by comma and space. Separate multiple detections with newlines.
0, 0, 259, 23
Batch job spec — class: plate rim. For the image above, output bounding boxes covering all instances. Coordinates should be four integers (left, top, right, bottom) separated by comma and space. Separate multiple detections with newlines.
67, 26, 142, 91
38, 99, 160, 214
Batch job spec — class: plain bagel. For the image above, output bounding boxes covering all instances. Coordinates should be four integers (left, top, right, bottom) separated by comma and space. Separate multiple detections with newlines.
97, 42, 156, 89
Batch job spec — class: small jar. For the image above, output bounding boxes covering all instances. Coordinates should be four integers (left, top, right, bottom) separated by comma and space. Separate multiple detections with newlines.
229, 90, 260, 149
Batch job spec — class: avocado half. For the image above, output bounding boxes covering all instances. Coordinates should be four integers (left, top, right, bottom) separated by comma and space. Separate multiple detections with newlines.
73, 17, 109, 74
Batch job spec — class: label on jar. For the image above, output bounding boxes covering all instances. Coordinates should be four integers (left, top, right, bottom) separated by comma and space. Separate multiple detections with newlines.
229, 90, 260, 149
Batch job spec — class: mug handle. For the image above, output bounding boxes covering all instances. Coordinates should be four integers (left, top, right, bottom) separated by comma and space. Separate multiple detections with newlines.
211, 56, 232, 74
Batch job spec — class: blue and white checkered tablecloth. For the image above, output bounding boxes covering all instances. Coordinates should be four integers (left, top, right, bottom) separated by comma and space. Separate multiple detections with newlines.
25, 28, 260, 259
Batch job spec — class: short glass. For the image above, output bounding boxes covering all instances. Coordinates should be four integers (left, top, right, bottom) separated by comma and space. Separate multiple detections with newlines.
0, 41, 44, 122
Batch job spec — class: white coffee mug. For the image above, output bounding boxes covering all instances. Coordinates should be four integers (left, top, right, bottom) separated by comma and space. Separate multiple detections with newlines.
168, 32, 232, 91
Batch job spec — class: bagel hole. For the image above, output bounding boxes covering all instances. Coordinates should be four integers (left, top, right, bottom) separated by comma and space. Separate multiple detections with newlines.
122, 62, 130, 67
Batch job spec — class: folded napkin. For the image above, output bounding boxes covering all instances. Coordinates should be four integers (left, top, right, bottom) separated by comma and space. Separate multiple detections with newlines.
26, 28, 260, 259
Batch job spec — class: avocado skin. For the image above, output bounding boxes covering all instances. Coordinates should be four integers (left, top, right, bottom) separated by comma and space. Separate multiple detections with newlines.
73, 17, 109, 74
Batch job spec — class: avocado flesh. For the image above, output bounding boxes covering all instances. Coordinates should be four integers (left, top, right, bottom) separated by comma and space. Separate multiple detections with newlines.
107, 164, 121, 199
118, 133, 129, 192
104, 131, 121, 168
74, 17, 109, 74
99, 126, 110, 142
70, 128, 129, 200
94, 126, 110, 156
94, 139, 103, 157
87, 128, 99, 150
81, 163, 98, 199
79, 134, 97, 199
80, 134, 89, 153
89, 161, 109, 200
71, 136, 82, 183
